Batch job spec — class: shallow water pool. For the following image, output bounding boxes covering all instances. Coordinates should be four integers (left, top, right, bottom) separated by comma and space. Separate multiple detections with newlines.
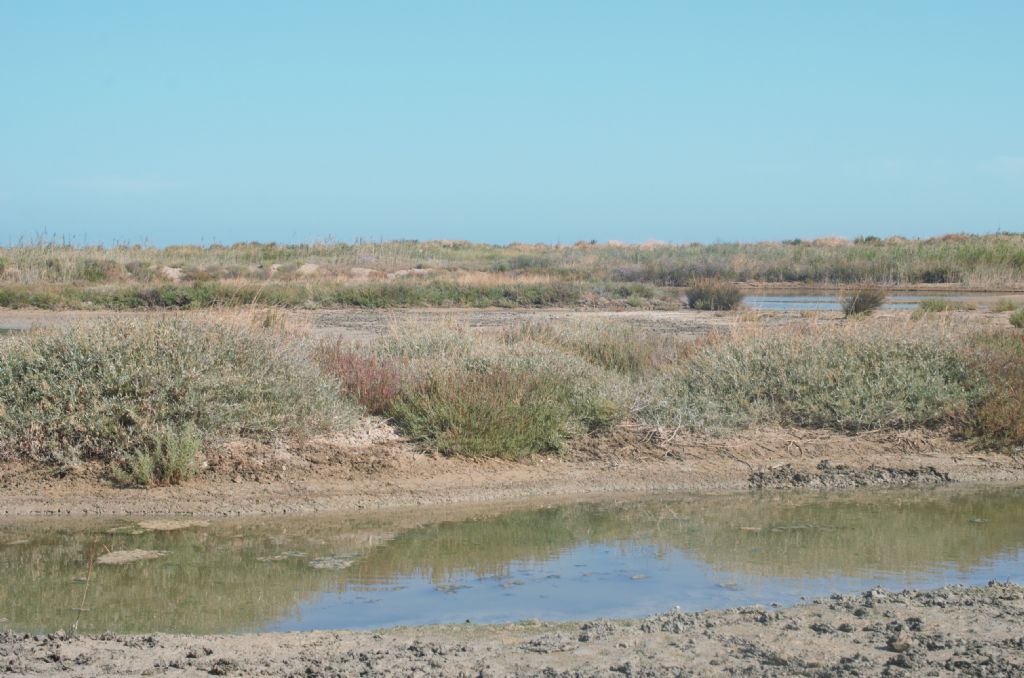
1, 486, 1022, 634
741, 292, 999, 311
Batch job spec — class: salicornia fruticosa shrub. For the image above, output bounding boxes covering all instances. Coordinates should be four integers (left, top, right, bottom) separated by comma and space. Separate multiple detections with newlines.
318, 322, 629, 459
0, 316, 355, 473
958, 332, 1024, 448
638, 323, 979, 434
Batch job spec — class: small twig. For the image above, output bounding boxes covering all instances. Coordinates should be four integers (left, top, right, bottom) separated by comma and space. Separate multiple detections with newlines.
71, 537, 98, 636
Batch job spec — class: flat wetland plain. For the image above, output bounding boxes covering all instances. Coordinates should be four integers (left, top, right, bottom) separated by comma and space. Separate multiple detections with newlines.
2, 236, 1024, 676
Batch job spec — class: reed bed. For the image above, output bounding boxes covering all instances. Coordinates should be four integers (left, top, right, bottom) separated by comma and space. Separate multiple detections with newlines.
2, 232, 1022, 310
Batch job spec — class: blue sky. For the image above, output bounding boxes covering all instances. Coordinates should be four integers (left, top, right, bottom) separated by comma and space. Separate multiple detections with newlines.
1, 1, 1022, 246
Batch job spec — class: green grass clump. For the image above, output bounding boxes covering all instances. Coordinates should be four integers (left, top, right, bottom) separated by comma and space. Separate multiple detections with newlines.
916, 299, 977, 313
1011, 309, 1024, 329
685, 278, 743, 311
0, 316, 354, 469
640, 325, 976, 434
990, 298, 1019, 313
392, 366, 576, 458
112, 424, 201, 486
318, 324, 627, 459
841, 287, 887, 316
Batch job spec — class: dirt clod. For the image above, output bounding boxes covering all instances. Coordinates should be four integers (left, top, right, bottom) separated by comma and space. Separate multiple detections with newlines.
750, 459, 952, 490
4, 582, 1020, 677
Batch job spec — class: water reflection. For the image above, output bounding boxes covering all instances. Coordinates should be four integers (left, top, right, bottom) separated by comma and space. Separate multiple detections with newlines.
741, 293, 994, 311
1, 486, 1022, 634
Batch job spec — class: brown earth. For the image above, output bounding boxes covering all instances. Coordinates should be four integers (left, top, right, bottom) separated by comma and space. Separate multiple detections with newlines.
2, 423, 1022, 517
4, 582, 1022, 676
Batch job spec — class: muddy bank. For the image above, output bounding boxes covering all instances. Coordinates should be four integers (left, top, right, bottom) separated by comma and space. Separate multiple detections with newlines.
1, 301, 1017, 342
3, 582, 1021, 676
2, 426, 1023, 517
749, 459, 954, 490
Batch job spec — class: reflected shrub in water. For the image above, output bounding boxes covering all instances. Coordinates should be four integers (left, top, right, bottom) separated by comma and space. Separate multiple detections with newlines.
0, 316, 355, 466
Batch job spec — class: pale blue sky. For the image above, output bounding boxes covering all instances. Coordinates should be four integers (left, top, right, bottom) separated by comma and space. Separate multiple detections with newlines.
1, 1, 1022, 246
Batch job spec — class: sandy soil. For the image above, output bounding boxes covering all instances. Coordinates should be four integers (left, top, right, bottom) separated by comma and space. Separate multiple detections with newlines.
4, 582, 1022, 676
3, 424, 1023, 517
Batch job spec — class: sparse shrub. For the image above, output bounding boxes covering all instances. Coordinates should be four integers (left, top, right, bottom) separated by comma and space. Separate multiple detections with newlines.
685, 278, 743, 311
0, 317, 354, 469
841, 288, 887, 316
991, 299, 1019, 313
1011, 309, 1024, 329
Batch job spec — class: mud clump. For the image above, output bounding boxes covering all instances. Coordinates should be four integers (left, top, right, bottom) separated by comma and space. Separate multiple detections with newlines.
4, 582, 1021, 676
750, 459, 952, 489
96, 549, 166, 565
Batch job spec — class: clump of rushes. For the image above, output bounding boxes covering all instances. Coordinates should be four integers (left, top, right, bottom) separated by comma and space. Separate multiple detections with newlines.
685, 278, 743, 311
841, 287, 887, 316
990, 299, 1019, 313
0, 316, 354, 479
1011, 309, 1024, 329
318, 323, 627, 459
